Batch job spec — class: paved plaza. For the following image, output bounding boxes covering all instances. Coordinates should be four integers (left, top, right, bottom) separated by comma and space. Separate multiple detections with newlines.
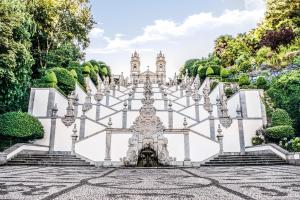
0, 165, 300, 199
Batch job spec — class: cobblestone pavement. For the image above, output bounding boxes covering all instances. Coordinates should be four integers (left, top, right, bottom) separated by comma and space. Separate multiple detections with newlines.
1, 165, 300, 200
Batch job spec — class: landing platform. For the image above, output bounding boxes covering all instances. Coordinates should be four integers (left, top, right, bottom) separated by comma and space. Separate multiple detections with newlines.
0, 165, 299, 199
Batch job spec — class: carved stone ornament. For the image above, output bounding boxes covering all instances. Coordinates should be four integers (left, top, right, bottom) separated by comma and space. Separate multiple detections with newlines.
218, 94, 232, 128
203, 84, 212, 112
124, 69, 170, 166
62, 95, 76, 127
94, 84, 104, 103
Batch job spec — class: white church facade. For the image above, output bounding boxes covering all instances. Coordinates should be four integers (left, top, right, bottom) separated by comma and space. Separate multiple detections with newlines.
5, 52, 268, 167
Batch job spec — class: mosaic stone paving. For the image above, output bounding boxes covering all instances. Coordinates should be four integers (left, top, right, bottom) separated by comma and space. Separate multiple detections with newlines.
0, 165, 300, 199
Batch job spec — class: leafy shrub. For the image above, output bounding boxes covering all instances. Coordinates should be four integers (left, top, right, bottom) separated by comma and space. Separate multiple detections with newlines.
198, 66, 208, 78
291, 137, 300, 152
271, 108, 293, 127
252, 136, 264, 145
238, 74, 250, 86
265, 125, 295, 142
50, 67, 76, 95
220, 67, 230, 78
206, 66, 214, 76
225, 88, 234, 98
294, 56, 300, 65
0, 112, 44, 140
210, 81, 219, 91
256, 76, 268, 90
210, 64, 221, 75
256, 47, 273, 66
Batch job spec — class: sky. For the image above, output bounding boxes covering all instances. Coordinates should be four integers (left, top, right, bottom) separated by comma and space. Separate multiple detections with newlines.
85, 0, 266, 77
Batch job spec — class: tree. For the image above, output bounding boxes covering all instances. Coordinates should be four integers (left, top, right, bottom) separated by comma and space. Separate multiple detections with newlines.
183, 59, 199, 77
27, 0, 95, 78
0, 0, 34, 114
267, 69, 300, 133
260, 27, 296, 51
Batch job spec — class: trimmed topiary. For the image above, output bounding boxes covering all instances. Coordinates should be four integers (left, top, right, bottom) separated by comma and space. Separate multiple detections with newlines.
68, 64, 86, 88
90, 68, 98, 86
50, 67, 76, 95
206, 66, 214, 76
44, 71, 57, 84
238, 74, 250, 86
81, 62, 93, 76
271, 108, 293, 127
211, 64, 221, 75
220, 67, 230, 78
265, 125, 295, 142
0, 112, 44, 140
69, 69, 78, 79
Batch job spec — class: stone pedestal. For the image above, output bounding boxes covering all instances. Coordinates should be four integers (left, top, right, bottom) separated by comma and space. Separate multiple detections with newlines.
0, 153, 7, 165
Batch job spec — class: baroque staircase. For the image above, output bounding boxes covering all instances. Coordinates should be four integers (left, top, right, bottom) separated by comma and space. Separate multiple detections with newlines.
201, 153, 287, 167
6, 154, 94, 167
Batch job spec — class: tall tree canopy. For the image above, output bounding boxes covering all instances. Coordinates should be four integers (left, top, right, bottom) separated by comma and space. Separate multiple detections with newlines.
0, 0, 34, 113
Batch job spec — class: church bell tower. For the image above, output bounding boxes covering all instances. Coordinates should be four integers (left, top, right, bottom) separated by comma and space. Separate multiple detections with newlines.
156, 51, 166, 83
130, 51, 140, 83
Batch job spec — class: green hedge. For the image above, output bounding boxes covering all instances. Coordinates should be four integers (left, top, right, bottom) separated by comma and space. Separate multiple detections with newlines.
265, 125, 295, 142
271, 108, 293, 127
256, 76, 268, 90
0, 112, 44, 140
50, 67, 76, 95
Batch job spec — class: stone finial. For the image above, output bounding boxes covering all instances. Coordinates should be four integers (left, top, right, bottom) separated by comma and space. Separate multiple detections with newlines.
108, 117, 112, 128
61, 96, 76, 127
123, 100, 128, 108
183, 118, 188, 128
168, 99, 172, 108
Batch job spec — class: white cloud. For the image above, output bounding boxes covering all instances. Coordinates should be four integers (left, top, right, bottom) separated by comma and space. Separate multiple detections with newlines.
86, 1, 266, 77
89, 27, 104, 38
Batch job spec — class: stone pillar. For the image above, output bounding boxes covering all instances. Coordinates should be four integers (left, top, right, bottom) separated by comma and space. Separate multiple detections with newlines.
186, 95, 190, 107
104, 118, 112, 166
168, 100, 173, 129
237, 105, 245, 155
122, 101, 128, 128
195, 101, 200, 121
79, 106, 87, 140
208, 108, 216, 141
128, 92, 132, 110
216, 124, 224, 154
96, 102, 101, 121
46, 89, 55, 117
49, 104, 58, 153
183, 118, 191, 166
163, 93, 168, 110
73, 95, 79, 117
180, 85, 183, 97
71, 124, 78, 155
112, 85, 116, 97
106, 93, 110, 106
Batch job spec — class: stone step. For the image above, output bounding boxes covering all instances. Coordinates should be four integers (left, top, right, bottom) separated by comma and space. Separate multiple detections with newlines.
201, 153, 287, 167
201, 162, 287, 167
6, 162, 92, 166
6, 154, 94, 167
212, 158, 283, 161
205, 160, 285, 164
